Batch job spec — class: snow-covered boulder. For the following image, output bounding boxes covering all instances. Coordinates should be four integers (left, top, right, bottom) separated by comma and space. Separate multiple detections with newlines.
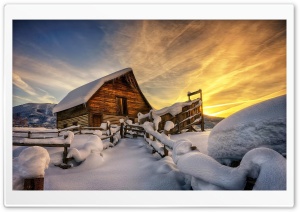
208, 95, 286, 163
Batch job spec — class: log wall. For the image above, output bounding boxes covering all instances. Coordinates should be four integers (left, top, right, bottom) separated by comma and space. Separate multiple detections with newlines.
57, 114, 89, 129
102, 114, 127, 125
57, 104, 88, 121
87, 73, 151, 126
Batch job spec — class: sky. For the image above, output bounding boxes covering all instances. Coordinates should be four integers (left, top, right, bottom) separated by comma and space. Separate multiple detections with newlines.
13, 20, 286, 117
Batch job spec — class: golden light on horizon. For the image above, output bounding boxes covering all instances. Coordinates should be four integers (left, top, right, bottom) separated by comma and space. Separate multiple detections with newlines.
14, 20, 286, 118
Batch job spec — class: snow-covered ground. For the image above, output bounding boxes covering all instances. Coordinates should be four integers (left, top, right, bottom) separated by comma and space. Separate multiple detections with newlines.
12, 96, 286, 191
13, 131, 209, 190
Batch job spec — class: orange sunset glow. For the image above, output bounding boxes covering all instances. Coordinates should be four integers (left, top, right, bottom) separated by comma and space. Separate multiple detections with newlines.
13, 20, 286, 117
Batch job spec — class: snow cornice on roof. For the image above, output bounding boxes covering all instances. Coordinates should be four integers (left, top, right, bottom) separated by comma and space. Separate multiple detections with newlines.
53, 68, 133, 113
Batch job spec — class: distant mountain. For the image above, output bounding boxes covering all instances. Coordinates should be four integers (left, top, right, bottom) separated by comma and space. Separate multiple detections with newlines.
203, 114, 224, 129
13, 103, 57, 128
12, 103, 224, 130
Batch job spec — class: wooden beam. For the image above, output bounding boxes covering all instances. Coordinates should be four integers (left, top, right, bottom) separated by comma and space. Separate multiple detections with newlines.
13, 143, 70, 148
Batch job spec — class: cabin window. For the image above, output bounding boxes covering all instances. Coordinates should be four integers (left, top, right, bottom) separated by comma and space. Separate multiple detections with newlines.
72, 121, 78, 126
116, 97, 128, 115
63, 123, 68, 128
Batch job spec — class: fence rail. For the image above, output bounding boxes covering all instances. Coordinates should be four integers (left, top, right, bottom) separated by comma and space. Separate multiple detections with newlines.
13, 142, 70, 164
138, 89, 204, 134
122, 124, 145, 138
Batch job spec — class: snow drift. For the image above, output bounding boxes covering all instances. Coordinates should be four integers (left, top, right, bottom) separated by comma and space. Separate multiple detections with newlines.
67, 130, 104, 162
208, 95, 286, 163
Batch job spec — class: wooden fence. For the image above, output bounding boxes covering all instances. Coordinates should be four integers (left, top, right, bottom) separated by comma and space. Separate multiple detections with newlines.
12, 122, 121, 168
13, 142, 70, 164
122, 124, 145, 138
139, 89, 204, 134
13, 121, 118, 142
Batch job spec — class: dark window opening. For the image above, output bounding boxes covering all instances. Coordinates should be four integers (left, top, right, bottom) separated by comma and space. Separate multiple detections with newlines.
116, 97, 128, 115
72, 121, 78, 126
63, 123, 68, 128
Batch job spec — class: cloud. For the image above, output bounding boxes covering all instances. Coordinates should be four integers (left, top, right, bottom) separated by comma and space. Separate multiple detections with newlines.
95, 20, 286, 117
13, 73, 37, 96
13, 20, 286, 117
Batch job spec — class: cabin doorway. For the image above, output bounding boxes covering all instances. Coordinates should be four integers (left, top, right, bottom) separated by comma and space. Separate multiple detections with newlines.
116, 97, 128, 115
93, 114, 102, 127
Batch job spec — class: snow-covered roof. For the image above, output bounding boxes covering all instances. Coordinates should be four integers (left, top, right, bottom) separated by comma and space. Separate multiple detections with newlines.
53, 68, 132, 113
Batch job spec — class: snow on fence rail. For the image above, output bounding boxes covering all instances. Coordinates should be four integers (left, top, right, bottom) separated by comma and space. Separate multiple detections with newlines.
141, 121, 197, 158
13, 121, 119, 141
13, 131, 74, 165
13, 130, 59, 139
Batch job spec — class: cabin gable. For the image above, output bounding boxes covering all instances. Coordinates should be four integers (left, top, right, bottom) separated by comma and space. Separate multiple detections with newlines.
87, 72, 151, 126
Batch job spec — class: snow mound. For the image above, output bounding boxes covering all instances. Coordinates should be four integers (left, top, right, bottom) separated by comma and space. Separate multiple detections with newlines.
239, 147, 286, 190
173, 139, 286, 190
164, 121, 175, 131
67, 132, 104, 163
17, 146, 50, 178
173, 140, 246, 190
208, 95, 286, 162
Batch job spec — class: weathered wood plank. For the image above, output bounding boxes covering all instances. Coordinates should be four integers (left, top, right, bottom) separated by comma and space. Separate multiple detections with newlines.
87, 73, 151, 125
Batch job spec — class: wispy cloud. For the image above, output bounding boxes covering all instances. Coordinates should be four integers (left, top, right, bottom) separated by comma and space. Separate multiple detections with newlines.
13, 73, 37, 96
95, 20, 286, 117
13, 20, 286, 117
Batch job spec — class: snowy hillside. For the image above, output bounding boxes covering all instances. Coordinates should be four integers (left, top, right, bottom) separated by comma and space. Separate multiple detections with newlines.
13, 103, 57, 128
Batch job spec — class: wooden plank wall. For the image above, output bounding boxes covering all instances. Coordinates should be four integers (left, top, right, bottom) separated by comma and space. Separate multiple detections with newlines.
102, 114, 126, 125
157, 100, 201, 134
57, 114, 89, 129
88, 72, 151, 122
57, 104, 88, 121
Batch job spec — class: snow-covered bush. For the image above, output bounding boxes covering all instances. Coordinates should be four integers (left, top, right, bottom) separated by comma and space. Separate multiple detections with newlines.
208, 95, 286, 163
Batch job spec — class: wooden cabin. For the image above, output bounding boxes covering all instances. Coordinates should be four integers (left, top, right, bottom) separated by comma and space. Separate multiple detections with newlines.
53, 68, 152, 129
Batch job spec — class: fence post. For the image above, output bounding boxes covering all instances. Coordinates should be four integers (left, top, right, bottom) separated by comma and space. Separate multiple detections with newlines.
79, 125, 82, 134
164, 130, 170, 137
24, 177, 44, 190
107, 122, 111, 136
120, 123, 124, 138
28, 131, 31, 138
163, 145, 168, 156
200, 89, 204, 131
124, 125, 127, 138
109, 123, 113, 143
63, 146, 68, 164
